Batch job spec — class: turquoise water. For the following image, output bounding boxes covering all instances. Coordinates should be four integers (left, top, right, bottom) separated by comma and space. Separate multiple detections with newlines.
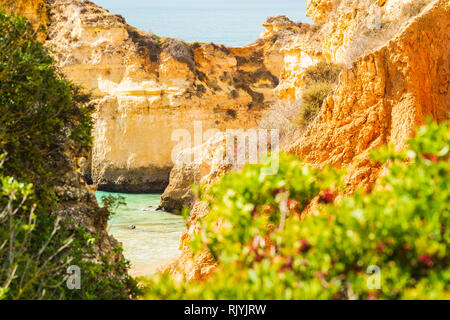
94, 0, 312, 47
96, 191, 185, 277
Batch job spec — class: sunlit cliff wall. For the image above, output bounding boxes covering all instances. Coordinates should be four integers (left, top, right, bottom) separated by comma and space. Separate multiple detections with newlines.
44, 0, 297, 192
288, 0, 449, 191
3, 0, 300, 192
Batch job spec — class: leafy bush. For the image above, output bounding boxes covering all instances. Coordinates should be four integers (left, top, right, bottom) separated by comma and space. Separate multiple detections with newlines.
0, 10, 92, 207
297, 81, 333, 127
0, 155, 45, 300
0, 159, 138, 300
143, 120, 449, 299
0, 11, 138, 299
303, 62, 342, 85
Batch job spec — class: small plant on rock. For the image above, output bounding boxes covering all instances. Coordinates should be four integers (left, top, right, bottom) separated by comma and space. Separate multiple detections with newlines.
296, 62, 342, 128
101, 194, 127, 216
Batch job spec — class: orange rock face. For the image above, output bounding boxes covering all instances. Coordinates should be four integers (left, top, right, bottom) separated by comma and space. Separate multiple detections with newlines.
288, 0, 450, 191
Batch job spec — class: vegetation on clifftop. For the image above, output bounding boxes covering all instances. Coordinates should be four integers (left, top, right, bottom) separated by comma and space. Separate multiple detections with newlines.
296, 62, 342, 128
143, 120, 449, 299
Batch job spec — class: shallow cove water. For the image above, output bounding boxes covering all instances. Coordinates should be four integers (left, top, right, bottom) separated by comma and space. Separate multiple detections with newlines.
96, 191, 185, 277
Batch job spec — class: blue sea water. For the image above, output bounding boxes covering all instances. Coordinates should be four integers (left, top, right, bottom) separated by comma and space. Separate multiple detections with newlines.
96, 191, 185, 277
93, 0, 311, 47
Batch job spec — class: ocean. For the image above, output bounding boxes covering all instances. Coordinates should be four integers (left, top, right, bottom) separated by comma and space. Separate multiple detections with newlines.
96, 191, 185, 277
93, 0, 311, 47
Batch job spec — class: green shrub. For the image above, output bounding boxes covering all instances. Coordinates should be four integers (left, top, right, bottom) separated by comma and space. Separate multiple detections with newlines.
143, 120, 449, 299
0, 11, 139, 299
402, 0, 430, 18
297, 81, 333, 127
303, 62, 342, 85
0, 160, 138, 300
296, 62, 342, 128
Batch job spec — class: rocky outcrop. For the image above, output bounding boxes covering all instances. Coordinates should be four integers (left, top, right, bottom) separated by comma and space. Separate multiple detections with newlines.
2, 0, 304, 196
52, 132, 119, 258
167, 0, 449, 281
24, 0, 306, 193
288, 0, 450, 191
276, 28, 323, 101
161, 133, 243, 279
277, 0, 437, 102
160, 132, 239, 213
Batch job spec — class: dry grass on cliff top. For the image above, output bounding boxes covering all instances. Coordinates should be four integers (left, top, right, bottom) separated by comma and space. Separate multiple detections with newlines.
260, 62, 342, 143
162, 38, 195, 71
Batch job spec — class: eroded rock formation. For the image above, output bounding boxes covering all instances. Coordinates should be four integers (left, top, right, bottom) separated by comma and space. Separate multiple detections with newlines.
158, 128, 262, 213
13, 0, 309, 193
52, 126, 119, 259
0, 0, 48, 40
288, 0, 449, 191
4, 0, 448, 282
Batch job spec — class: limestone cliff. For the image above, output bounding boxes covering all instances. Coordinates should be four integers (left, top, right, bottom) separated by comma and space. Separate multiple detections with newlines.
19, 0, 305, 193
158, 128, 258, 213
277, 0, 439, 101
5, 0, 448, 282
288, 0, 449, 191
305, 0, 437, 64
163, 0, 448, 216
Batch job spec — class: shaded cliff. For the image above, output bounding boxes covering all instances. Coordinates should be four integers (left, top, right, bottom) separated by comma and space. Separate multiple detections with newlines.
0, 0, 120, 259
